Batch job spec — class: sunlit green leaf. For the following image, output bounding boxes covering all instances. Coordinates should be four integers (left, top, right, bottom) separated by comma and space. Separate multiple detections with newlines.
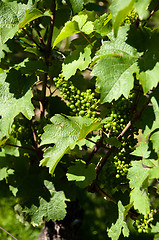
108, 201, 129, 240
92, 39, 139, 103
24, 181, 68, 225
110, 0, 135, 37
134, 0, 151, 20
62, 45, 92, 79
19, 8, 44, 28
40, 115, 101, 174
0, 72, 34, 139
138, 62, 159, 94
66, 0, 84, 14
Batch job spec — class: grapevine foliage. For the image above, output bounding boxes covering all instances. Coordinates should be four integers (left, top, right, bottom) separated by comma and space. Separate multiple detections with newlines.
0, 0, 159, 239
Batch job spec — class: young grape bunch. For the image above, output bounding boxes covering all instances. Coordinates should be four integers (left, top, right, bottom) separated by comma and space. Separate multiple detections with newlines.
11, 116, 33, 145
104, 93, 135, 137
53, 74, 100, 120
135, 210, 156, 233
124, 9, 139, 24
103, 92, 138, 179
114, 153, 131, 179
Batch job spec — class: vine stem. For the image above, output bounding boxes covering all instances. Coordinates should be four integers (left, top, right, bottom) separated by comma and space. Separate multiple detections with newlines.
0, 226, 18, 240
40, 72, 48, 118
95, 146, 115, 176
4, 143, 35, 152
85, 137, 96, 145
40, 0, 56, 118
146, 2, 159, 22
46, 0, 56, 55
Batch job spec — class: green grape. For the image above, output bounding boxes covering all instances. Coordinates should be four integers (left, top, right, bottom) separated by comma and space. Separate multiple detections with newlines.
70, 104, 75, 109
53, 74, 100, 119
24, 153, 30, 158
138, 228, 143, 234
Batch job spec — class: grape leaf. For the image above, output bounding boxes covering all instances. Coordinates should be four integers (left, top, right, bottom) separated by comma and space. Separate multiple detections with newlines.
0, 72, 34, 139
134, 0, 151, 20
6, 68, 37, 98
108, 201, 129, 240
53, 13, 93, 48
53, 20, 79, 48
132, 97, 159, 177
81, 21, 94, 34
62, 45, 92, 79
136, 97, 159, 157
127, 161, 150, 214
130, 187, 150, 215
0, 1, 27, 44
110, 0, 135, 37
66, 0, 84, 14
108, 25, 130, 42
40, 115, 101, 174
149, 165, 159, 179
19, 8, 44, 28
151, 222, 159, 234
66, 160, 96, 188
0, 1, 41, 44
151, 96, 159, 131
0, 167, 14, 181
139, 97, 159, 149
72, 14, 87, 30
137, 28, 159, 70
0, 42, 10, 60
131, 142, 150, 158
2, 137, 20, 157
92, 39, 139, 103
150, 131, 159, 154
94, 13, 112, 37
23, 181, 68, 225
77, 135, 100, 149
137, 62, 159, 94
128, 161, 149, 190
20, 59, 48, 74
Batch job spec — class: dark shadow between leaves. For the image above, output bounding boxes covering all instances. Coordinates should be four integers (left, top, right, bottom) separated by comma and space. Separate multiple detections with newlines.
6, 68, 36, 99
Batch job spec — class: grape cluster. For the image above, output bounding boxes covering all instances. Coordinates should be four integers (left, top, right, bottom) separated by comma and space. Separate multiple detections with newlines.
104, 93, 138, 178
135, 210, 156, 233
104, 94, 135, 136
114, 153, 130, 179
11, 116, 33, 145
114, 138, 137, 178
53, 74, 100, 119
124, 10, 138, 24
